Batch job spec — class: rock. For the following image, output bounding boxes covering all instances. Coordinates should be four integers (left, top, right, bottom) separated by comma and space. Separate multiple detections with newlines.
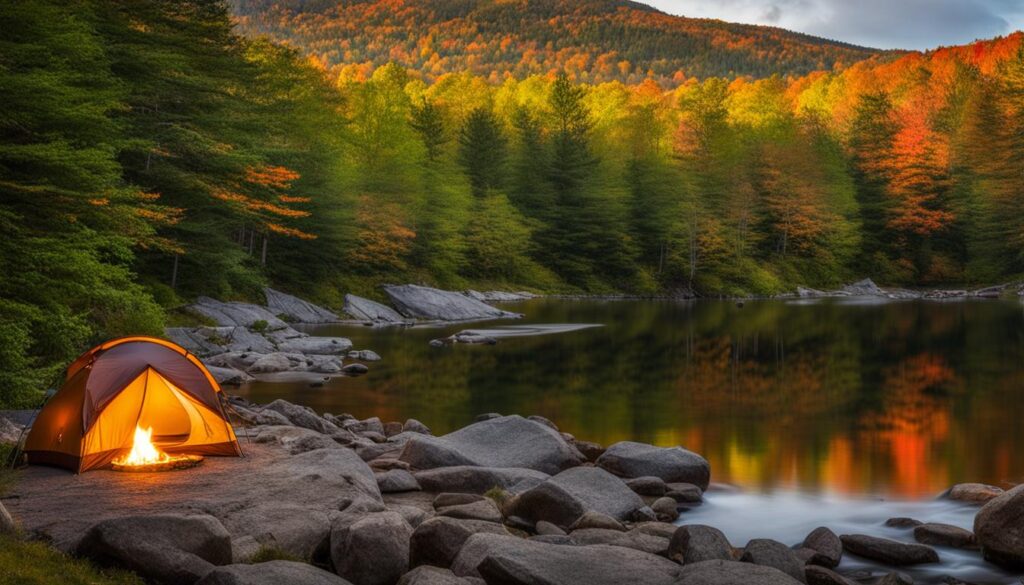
437, 500, 503, 524
841, 278, 885, 296
254, 425, 346, 454
913, 523, 976, 549
349, 349, 382, 361
399, 416, 582, 475
434, 494, 486, 508
349, 417, 385, 435
626, 476, 667, 497
508, 466, 646, 528
397, 566, 475, 585
801, 526, 842, 568
342, 363, 369, 375
196, 561, 351, 585
474, 413, 502, 422
535, 521, 566, 536
450, 533, 683, 584
204, 351, 265, 371
166, 327, 231, 356
228, 504, 333, 562
383, 421, 404, 437
403, 419, 431, 435
675, 560, 802, 585
665, 482, 704, 504
409, 517, 511, 569
973, 483, 1024, 569
739, 539, 806, 583
945, 483, 1004, 504
263, 400, 344, 436
205, 365, 254, 386
633, 522, 679, 540
330, 511, 411, 585
248, 353, 295, 374
378, 470, 421, 493
568, 511, 626, 532
464, 290, 536, 302
573, 440, 605, 462
876, 572, 914, 585
264, 288, 339, 324
804, 566, 857, 585
596, 441, 710, 490
189, 296, 289, 330
76, 514, 232, 585
885, 517, 923, 528
839, 534, 940, 566
308, 355, 344, 374
651, 497, 679, 522
388, 505, 431, 530
527, 415, 558, 431
343, 294, 407, 324
431, 331, 498, 346
414, 466, 549, 495
205, 326, 278, 353
572, 528, 669, 556
668, 524, 734, 564
383, 285, 522, 321
278, 336, 353, 355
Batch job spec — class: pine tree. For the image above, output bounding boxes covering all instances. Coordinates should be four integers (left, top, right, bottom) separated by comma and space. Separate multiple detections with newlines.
458, 107, 508, 197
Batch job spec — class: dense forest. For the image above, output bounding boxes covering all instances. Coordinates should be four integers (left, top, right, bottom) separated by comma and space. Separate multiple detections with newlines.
230, 0, 881, 83
2, 0, 1024, 407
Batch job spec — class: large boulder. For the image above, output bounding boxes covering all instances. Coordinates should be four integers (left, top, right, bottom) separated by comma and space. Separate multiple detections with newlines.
264, 288, 339, 324
676, 560, 803, 585
331, 511, 412, 585
945, 483, 1003, 503
397, 566, 475, 585
383, 285, 520, 321
839, 534, 939, 566
409, 517, 511, 569
913, 523, 976, 549
399, 416, 582, 475
841, 278, 885, 296
450, 533, 683, 585
800, 526, 842, 568
196, 561, 351, 585
974, 483, 1024, 569
344, 294, 407, 324
165, 327, 228, 356
263, 400, 346, 436
738, 539, 806, 583
596, 441, 710, 490
75, 514, 232, 585
205, 365, 255, 386
189, 297, 289, 330
668, 524, 734, 564
277, 336, 353, 355
508, 466, 647, 528
227, 504, 332, 562
413, 466, 548, 494
204, 326, 277, 353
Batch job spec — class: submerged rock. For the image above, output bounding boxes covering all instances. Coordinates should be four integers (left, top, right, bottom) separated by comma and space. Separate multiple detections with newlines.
263, 288, 339, 324
596, 441, 710, 490
384, 284, 521, 321
974, 483, 1024, 569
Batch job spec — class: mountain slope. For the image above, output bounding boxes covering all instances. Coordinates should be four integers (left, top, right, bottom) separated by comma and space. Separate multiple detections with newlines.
230, 0, 882, 84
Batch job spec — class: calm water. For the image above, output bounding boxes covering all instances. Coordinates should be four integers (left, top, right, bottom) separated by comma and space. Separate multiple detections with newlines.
236, 297, 1024, 582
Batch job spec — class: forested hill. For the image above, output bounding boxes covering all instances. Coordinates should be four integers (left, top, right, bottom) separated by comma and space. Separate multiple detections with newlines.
229, 0, 881, 84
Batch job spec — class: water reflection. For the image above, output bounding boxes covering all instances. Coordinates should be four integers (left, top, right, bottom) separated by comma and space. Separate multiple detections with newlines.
236, 298, 1024, 498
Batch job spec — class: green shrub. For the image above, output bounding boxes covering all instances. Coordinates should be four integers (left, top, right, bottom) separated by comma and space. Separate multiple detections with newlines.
251, 319, 269, 333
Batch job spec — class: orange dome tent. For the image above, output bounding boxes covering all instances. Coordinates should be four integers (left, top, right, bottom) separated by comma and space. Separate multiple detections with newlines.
24, 336, 242, 472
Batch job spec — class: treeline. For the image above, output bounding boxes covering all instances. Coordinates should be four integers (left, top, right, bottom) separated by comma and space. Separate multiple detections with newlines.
2, 0, 1024, 407
230, 0, 879, 84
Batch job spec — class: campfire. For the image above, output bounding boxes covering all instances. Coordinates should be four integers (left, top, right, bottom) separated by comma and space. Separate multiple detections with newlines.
111, 425, 203, 472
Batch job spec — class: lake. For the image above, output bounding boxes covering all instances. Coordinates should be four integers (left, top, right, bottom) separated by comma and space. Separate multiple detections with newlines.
235, 297, 1024, 582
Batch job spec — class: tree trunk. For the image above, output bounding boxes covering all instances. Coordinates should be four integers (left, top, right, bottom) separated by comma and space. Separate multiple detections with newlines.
171, 254, 179, 290
261, 234, 268, 267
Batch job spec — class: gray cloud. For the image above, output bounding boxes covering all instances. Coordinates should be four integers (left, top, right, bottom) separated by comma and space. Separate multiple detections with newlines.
644, 0, 1024, 50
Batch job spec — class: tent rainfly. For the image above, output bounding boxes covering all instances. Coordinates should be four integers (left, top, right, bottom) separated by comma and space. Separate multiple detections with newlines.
24, 336, 241, 472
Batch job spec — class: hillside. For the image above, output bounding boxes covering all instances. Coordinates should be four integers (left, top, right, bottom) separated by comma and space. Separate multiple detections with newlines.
230, 0, 882, 84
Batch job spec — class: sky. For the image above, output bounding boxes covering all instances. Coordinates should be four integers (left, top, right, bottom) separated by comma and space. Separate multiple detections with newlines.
641, 0, 1024, 51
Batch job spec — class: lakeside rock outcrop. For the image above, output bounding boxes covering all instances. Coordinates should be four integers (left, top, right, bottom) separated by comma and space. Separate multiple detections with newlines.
793, 278, 1013, 301
384, 285, 523, 322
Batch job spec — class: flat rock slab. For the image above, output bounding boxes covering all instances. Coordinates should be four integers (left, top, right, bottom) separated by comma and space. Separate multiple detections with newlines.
3, 443, 381, 553
264, 288, 339, 324
384, 284, 521, 321
188, 297, 289, 330
344, 294, 408, 323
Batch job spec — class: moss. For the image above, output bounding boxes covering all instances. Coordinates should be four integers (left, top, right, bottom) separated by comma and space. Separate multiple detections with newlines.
250, 319, 269, 333
483, 485, 509, 505
249, 546, 303, 564
0, 535, 143, 585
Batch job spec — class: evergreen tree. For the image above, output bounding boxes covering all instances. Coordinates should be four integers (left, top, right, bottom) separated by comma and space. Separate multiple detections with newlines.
458, 107, 508, 197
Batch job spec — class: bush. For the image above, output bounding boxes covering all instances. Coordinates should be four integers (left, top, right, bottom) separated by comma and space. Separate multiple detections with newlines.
250, 319, 269, 333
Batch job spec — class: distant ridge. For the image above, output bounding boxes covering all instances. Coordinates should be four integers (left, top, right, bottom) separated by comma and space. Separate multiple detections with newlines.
230, 0, 883, 84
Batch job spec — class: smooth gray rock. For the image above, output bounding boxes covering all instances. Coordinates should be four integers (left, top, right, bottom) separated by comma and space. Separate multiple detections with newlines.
377, 469, 421, 493
263, 400, 344, 436
189, 297, 289, 330
264, 288, 339, 324
403, 419, 431, 435
464, 290, 536, 302
344, 294, 407, 323
568, 511, 626, 532
409, 517, 511, 569
974, 483, 1024, 569
205, 365, 254, 386
205, 326, 277, 353
535, 521, 566, 536
876, 572, 914, 585
308, 355, 344, 374
801, 526, 842, 568
397, 566, 475, 585
196, 561, 351, 585
665, 482, 704, 504
625, 476, 667, 497
677, 560, 803, 584
651, 497, 679, 522
450, 533, 683, 584
568, 528, 669, 556
946, 483, 1004, 503
277, 336, 353, 355
839, 534, 939, 566
248, 353, 295, 374
913, 523, 976, 549
399, 416, 582, 475
885, 517, 923, 529
389, 505, 431, 530
414, 466, 549, 494
76, 514, 232, 585
596, 441, 710, 490
383, 284, 520, 321
437, 500, 503, 523
349, 349, 382, 361
508, 466, 646, 528
254, 425, 346, 454
739, 539, 806, 583
166, 327, 229, 356
841, 278, 885, 296
804, 566, 857, 585
434, 494, 486, 509
331, 511, 411, 585
228, 504, 331, 562
668, 524, 734, 564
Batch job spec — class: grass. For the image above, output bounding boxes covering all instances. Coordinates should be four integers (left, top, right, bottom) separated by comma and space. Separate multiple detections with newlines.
0, 444, 15, 496
0, 535, 143, 585
249, 546, 302, 563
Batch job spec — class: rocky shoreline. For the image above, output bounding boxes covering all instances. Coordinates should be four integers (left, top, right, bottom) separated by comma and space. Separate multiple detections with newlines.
3, 402, 1022, 585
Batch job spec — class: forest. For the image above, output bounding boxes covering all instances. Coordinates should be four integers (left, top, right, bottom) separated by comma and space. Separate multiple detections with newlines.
2, 0, 1024, 407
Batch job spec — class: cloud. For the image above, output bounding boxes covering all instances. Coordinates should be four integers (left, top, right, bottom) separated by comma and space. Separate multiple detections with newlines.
643, 0, 1024, 50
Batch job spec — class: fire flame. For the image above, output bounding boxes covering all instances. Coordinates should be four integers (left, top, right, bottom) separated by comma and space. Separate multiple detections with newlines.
113, 425, 175, 466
